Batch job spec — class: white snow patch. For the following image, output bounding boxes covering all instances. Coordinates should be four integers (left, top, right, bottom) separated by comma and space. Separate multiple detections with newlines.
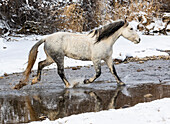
167, 24, 170, 30
146, 23, 155, 30
113, 35, 170, 61
0, 38, 7, 50
163, 13, 170, 17
154, 20, 166, 31
26, 0, 29, 5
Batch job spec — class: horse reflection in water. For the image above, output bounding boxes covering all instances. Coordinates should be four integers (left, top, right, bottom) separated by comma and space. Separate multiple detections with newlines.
1, 87, 124, 123
22, 86, 125, 122
14, 20, 140, 89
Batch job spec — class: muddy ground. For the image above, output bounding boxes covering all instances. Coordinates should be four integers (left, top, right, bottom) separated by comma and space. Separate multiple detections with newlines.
0, 59, 170, 123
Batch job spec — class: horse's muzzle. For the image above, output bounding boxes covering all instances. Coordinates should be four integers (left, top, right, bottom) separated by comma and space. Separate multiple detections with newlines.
134, 38, 141, 44
139, 38, 141, 42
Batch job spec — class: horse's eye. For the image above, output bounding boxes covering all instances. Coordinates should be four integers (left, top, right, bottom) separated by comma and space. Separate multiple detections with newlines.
130, 28, 133, 30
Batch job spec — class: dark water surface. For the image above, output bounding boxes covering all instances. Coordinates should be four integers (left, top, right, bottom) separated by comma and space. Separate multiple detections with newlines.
0, 60, 170, 123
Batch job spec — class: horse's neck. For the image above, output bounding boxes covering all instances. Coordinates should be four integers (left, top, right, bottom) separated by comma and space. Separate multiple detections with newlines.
109, 28, 122, 46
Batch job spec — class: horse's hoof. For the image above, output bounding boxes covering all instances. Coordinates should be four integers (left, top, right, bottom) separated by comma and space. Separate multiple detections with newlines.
13, 82, 27, 90
84, 79, 91, 84
31, 77, 39, 85
118, 82, 126, 86
65, 82, 79, 88
65, 83, 71, 88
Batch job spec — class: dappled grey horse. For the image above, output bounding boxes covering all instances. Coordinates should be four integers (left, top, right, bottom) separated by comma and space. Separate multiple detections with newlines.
14, 20, 140, 89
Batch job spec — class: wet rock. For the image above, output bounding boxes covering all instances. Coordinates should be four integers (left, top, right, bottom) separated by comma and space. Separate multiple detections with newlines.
126, 55, 170, 63
4, 73, 8, 77
86, 66, 91, 68
144, 94, 153, 98
121, 104, 131, 109
158, 66, 161, 69
114, 59, 124, 64
43, 73, 48, 76
39, 116, 47, 121
71, 66, 81, 70
115, 62, 120, 65
123, 61, 129, 64
3, 46, 7, 49
138, 61, 144, 64
137, 69, 144, 72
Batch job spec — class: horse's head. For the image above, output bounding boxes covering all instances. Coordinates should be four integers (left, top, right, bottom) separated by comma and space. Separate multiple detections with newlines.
121, 21, 141, 44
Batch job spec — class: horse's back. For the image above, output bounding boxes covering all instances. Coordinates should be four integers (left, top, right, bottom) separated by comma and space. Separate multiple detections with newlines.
44, 32, 94, 60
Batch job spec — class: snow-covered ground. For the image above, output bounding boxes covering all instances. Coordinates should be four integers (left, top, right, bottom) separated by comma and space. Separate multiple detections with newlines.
30, 98, 170, 124
0, 34, 169, 76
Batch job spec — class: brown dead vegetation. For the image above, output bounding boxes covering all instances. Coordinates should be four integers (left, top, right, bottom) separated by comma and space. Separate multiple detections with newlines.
0, 0, 169, 34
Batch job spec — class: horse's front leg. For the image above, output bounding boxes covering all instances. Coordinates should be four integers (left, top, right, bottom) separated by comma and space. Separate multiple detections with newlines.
105, 57, 125, 86
84, 59, 101, 84
55, 57, 71, 88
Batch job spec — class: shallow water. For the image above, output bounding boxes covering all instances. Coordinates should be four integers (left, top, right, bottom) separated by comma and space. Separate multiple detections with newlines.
0, 60, 170, 123
1, 83, 170, 123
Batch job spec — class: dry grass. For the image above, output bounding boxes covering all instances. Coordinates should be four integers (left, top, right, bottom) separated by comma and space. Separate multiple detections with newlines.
62, 3, 85, 32
110, 0, 161, 24
58, 0, 162, 32
1, 0, 166, 34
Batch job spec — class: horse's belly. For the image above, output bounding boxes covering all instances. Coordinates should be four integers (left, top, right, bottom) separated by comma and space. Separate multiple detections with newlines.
64, 40, 91, 61
65, 52, 91, 61
64, 46, 91, 60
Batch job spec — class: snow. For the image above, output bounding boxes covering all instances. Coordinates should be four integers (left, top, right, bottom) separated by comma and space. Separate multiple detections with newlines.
26, 0, 28, 5
167, 24, 170, 30
163, 13, 170, 17
113, 35, 169, 60
154, 20, 166, 31
29, 98, 170, 124
0, 19, 10, 29
0, 38, 7, 50
146, 23, 155, 30
142, 15, 147, 24
0, 34, 170, 76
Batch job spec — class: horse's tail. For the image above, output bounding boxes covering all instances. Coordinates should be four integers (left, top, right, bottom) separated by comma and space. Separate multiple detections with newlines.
23, 39, 45, 82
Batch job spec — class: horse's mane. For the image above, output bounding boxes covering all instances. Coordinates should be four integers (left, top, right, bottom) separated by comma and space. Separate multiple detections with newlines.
89, 20, 125, 43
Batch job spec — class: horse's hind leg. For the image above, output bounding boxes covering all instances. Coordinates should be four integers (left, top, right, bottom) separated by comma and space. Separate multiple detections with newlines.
32, 57, 53, 85
84, 59, 101, 84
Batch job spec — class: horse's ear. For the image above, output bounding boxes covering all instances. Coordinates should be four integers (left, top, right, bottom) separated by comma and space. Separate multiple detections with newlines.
124, 18, 129, 27
124, 19, 127, 23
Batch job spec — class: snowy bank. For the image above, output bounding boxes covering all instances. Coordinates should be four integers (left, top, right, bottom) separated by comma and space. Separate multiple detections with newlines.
0, 34, 170, 76
30, 98, 170, 124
